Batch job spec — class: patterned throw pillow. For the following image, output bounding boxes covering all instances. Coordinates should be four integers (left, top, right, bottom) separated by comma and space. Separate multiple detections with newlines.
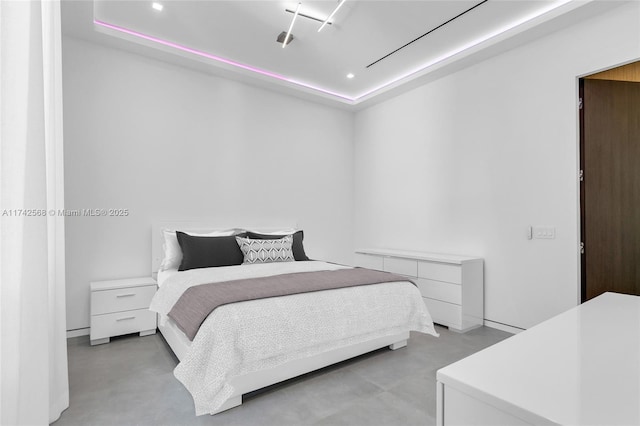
235, 235, 295, 264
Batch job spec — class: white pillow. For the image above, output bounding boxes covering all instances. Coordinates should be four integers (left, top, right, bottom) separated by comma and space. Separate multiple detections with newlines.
159, 228, 237, 271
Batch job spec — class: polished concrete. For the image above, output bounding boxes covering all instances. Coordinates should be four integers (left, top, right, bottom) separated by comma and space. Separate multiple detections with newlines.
54, 325, 511, 425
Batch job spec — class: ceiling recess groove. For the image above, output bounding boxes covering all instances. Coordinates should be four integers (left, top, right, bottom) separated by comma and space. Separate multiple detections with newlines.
366, 0, 488, 69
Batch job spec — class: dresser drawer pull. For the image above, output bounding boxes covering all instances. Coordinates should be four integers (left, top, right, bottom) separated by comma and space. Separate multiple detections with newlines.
116, 293, 136, 298
116, 316, 136, 321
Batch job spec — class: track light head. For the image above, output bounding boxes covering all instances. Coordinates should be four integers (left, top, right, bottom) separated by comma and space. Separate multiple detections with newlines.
277, 31, 295, 46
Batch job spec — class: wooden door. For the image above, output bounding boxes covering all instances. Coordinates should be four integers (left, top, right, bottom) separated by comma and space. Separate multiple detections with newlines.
581, 79, 640, 301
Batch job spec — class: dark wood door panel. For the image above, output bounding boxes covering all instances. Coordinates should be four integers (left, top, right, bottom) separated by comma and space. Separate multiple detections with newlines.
583, 79, 640, 300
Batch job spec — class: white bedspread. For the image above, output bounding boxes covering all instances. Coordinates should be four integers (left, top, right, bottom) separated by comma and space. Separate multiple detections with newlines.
150, 261, 438, 415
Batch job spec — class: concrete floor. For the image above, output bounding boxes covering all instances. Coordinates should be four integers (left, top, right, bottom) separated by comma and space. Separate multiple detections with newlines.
54, 325, 511, 426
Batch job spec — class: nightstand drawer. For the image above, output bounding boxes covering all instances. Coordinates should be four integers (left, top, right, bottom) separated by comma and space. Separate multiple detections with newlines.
91, 285, 156, 315
418, 261, 462, 284
383, 257, 417, 277
415, 278, 461, 305
90, 308, 156, 341
423, 297, 461, 328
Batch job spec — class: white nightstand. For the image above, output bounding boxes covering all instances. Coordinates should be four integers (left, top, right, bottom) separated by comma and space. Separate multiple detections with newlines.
90, 277, 158, 346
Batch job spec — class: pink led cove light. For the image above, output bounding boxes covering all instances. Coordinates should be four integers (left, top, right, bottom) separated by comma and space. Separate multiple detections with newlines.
93, 19, 354, 101
95, 0, 571, 104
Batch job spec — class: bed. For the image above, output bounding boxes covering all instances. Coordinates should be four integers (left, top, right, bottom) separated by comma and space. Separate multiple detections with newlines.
149, 222, 438, 416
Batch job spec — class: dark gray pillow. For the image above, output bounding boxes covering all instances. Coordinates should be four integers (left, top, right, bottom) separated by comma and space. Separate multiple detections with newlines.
245, 230, 310, 261
176, 232, 246, 271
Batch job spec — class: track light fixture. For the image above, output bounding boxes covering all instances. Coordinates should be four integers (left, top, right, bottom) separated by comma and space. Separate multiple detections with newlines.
277, 31, 294, 46
318, 0, 346, 32
283, 2, 301, 48
285, 8, 331, 25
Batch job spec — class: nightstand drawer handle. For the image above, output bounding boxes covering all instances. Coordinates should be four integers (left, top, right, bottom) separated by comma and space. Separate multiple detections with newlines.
116, 316, 136, 321
116, 293, 136, 298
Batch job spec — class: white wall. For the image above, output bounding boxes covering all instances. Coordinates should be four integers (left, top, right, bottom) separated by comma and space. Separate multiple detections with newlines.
62, 37, 354, 331
354, 2, 640, 329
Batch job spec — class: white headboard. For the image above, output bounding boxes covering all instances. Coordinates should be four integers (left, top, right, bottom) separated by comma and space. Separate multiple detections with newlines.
151, 221, 298, 278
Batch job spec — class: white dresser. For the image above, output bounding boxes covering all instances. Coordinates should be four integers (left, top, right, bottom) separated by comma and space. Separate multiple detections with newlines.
354, 249, 483, 332
90, 277, 158, 346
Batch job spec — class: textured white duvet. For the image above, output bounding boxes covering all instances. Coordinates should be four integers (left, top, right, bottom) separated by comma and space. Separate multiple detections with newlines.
150, 261, 438, 415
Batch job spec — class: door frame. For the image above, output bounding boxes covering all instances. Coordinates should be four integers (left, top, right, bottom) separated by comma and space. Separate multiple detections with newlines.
576, 58, 640, 303
578, 78, 585, 303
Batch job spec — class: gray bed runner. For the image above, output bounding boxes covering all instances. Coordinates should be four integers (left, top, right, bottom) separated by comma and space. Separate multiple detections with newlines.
168, 267, 411, 340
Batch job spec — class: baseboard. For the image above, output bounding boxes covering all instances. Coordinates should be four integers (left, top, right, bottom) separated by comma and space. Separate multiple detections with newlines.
484, 319, 525, 335
66, 327, 90, 338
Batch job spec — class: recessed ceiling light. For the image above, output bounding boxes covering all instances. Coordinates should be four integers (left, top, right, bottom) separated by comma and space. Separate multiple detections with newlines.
152, 2, 163, 12
346, 73, 355, 79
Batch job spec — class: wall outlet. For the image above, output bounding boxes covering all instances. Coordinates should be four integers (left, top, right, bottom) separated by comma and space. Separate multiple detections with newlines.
533, 227, 555, 239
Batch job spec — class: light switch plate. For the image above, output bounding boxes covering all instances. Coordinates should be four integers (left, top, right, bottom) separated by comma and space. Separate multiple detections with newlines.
533, 227, 555, 239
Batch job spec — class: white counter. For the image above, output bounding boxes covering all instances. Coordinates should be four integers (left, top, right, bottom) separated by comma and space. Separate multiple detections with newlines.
436, 292, 640, 425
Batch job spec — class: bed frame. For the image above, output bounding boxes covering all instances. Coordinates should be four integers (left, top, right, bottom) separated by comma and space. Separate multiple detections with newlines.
151, 221, 410, 415
159, 318, 408, 414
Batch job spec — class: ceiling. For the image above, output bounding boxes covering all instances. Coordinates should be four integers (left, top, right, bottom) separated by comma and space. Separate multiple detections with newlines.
61, 0, 619, 108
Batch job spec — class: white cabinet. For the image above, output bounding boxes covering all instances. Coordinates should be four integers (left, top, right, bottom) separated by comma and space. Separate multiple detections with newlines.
355, 249, 483, 332
90, 277, 157, 345
383, 257, 418, 276
353, 252, 384, 271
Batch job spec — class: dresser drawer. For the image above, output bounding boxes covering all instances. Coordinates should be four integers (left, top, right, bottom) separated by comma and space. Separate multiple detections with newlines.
423, 297, 461, 328
415, 278, 461, 305
91, 285, 156, 315
90, 308, 156, 341
354, 253, 384, 271
418, 261, 462, 284
383, 257, 417, 277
